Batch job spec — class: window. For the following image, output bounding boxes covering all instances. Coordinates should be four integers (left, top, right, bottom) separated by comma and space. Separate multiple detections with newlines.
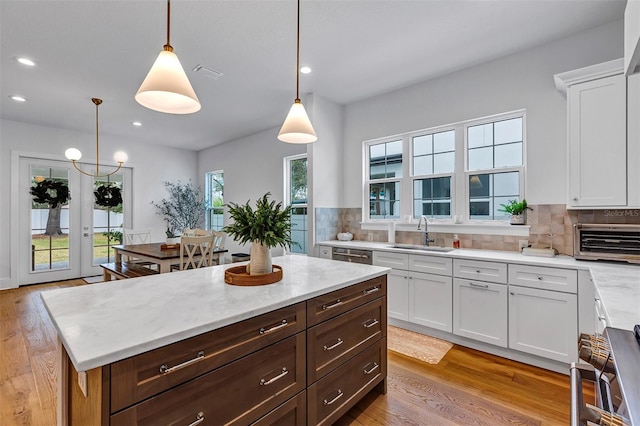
285, 154, 307, 254
363, 111, 525, 224
205, 171, 224, 231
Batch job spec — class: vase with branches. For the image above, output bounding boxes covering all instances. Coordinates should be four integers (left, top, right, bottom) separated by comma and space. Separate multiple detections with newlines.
152, 181, 205, 240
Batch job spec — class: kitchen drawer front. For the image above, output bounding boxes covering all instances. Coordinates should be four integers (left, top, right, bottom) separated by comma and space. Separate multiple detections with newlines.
508, 264, 577, 294
111, 333, 306, 426
308, 298, 386, 383
251, 391, 306, 426
308, 337, 387, 426
110, 302, 306, 412
373, 251, 409, 270
307, 275, 387, 326
453, 259, 507, 284
408, 254, 452, 276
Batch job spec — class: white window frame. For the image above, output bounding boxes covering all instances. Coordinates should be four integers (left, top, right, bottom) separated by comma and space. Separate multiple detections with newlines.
361, 110, 528, 236
205, 170, 224, 231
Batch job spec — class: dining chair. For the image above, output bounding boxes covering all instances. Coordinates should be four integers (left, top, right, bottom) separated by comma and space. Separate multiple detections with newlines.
210, 231, 227, 265
172, 235, 215, 271
122, 228, 154, 267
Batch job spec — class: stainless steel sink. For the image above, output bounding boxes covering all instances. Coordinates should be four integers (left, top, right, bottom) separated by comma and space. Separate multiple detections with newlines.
390, 244, 455, 253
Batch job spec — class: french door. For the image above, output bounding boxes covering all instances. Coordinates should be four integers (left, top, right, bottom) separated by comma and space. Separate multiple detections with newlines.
17, 156, 132, 285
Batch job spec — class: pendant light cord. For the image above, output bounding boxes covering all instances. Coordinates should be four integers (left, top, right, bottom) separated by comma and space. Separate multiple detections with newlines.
295, 0, 300, 102
164, 0, 173, 51
93, 98, 102, 176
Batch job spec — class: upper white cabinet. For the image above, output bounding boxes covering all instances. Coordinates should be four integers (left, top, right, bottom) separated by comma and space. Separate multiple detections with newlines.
625, 0, 640, 75
555, 59, 639, 208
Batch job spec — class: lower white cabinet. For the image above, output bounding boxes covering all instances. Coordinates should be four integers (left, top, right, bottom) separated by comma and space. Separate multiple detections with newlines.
409, 272, 452, 332
318, 245, 332, 259
387, 269, 409, 321
453, 278, 508, 348
508, 285, 578, 363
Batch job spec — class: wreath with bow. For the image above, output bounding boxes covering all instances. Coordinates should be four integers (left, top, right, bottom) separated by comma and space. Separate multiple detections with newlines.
94, 184, 122, 208
30, 179, 71, 208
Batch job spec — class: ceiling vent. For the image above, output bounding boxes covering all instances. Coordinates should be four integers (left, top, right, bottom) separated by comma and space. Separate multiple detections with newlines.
192, 65, 224, 80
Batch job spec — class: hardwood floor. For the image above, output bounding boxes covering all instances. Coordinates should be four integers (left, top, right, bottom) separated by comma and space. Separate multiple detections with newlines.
0, 280, 579, 425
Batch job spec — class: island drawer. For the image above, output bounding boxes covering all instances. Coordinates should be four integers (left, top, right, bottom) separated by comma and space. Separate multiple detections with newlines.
307, 337, 387, 426
110, 302, 306, 412
453, 259, 507, 283
251, 390, 306, 425
111, 332, 306, 426
307, 297, 386, 383
307, 275, 387, 326
508, 264, 577, 293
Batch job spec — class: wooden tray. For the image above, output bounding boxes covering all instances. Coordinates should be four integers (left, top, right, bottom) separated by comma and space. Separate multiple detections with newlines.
225, 265, 283, 286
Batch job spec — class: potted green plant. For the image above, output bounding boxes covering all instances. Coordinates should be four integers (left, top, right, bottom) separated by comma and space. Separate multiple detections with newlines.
152, 180, 205, 243
223, 193, 295, 275
498, 199, 532, 225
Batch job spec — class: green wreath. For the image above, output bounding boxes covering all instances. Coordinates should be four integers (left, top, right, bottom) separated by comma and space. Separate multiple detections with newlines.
94, 184, 122, 208
30, 179, 71, 208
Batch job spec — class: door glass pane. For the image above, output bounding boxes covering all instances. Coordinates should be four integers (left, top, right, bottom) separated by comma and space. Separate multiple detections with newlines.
94, 174, 124, 265
30, 166, 71, 271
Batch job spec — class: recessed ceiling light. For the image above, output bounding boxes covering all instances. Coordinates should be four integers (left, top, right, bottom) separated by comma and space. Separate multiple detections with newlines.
132, 121, 142, 127
10, 95, 27, 102
300, 66, 312, 74
16, 57, 36, 66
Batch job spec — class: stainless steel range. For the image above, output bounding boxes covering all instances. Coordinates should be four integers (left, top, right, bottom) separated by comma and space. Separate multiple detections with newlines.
574, 224, 640, 264
571, 326, 640, 425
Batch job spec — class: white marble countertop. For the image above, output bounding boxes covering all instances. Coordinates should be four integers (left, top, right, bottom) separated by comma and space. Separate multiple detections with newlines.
320, 240, 640, 330
41, 256, 390, 372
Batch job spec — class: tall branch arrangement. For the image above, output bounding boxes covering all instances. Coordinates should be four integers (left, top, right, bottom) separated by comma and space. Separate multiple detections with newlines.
152, 181, 205, 236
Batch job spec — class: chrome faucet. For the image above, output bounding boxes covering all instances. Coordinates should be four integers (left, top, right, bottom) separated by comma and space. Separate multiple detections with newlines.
417, 215, 435, 246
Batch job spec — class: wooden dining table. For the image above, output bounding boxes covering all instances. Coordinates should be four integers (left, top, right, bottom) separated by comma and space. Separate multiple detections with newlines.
112, 243, 228, 274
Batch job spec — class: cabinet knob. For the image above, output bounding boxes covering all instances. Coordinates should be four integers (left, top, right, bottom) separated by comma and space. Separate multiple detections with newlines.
573, 197, 578, 201
510, 292, 515, 296
537, 276, 543, 280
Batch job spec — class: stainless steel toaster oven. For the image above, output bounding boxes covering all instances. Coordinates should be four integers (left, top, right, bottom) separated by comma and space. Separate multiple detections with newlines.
574, 224, 640, 264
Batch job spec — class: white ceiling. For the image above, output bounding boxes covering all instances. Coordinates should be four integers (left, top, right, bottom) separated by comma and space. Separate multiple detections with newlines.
1, 0, 626, 151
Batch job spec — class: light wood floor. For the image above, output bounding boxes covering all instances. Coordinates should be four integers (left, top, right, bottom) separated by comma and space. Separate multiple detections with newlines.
0, 279, 581, 425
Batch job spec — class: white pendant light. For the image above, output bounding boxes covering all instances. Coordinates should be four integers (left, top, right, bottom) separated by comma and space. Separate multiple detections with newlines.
278, 0, 317, 144
135, 0, 200, 114
65, 98, 128, 178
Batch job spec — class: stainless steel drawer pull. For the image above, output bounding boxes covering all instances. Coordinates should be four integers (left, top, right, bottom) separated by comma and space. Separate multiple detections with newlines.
323, 389, 343, 406
469, 282, 489, 289
260, 367, 288, 386
324, 338, 343, 351
159, 351, 205, 374
259, 319, 288, 335
537, 276, 543, 280
363, 362, 379, 375
363, 286, 380, 295
322, 299, 342, 310
187, 412, 204, 426
363, 318, 379, 328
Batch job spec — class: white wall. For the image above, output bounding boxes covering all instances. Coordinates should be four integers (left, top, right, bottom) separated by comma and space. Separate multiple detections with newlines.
197, 127, 306, 260
342, 20, 624, 207
0, 119, 198, 287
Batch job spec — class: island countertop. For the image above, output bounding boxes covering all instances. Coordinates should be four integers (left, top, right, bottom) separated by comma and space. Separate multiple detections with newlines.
41, 255, 390, 372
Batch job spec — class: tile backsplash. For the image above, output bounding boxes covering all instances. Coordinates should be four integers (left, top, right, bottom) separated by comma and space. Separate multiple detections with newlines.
315, 206, 640, 255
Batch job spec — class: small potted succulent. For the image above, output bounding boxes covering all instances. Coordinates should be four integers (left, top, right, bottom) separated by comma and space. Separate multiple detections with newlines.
499, 199, 532, 225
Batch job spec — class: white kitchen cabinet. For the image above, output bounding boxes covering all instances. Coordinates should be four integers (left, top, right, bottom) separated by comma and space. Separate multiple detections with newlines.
409, 271, 452, 332
508, 264, 577, 294
453, 259, 507, 283
318, 245, 332, 259
387, 268, 409, 321
408, 254, 452, 275
453, 278, 508, 347
508, 285, 578, 363
568, 73, 627, 207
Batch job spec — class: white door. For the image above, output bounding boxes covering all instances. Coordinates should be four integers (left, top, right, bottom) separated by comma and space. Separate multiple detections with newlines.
18, 157, 131, 285
408, 271, 452, 332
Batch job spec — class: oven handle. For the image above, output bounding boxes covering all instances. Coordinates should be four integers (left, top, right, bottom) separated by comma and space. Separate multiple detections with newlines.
570, 362, 597, 426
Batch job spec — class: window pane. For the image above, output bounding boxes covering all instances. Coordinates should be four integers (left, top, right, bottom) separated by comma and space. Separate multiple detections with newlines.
369, 140, 403, 179
369, 144, 385, 160
290, 158, 307, 203
494, 117, 522, 145
370, 181, 400, 219
469, 174, 489, 197
433, 130, 455, 153
494, 196, 513, 219
413, 134, 432, 156
495, 143, 522, 168
468, 146, 493, 170
413, 177, 451, 219
206, 171, 224, 231
493, 171, 519, 196
468, 123, 493, 148
387, 140, 402, 157
413, 155, 432, 176
386, 161, 402, 178
433, 152, 454, 174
